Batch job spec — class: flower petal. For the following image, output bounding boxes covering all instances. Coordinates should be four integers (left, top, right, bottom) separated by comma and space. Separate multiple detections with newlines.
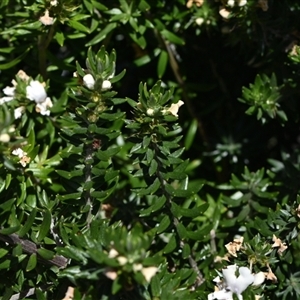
26, 81, 47, 103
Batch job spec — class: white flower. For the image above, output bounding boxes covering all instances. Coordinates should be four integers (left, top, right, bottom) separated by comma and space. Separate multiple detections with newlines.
3, 86, 15, 97
102, 80, 112, 90
39, 10, 54, 26
252, 272, 265, 286
208, 289, 233, 300
17, 70, 29, 81
133, 263, 143, 272
223, 265, 254, 298
12, 148, 27, 158
12, 148, 31, 167
83, 74, 95, 89
108, 248, 119, 258
104, 268, 118, 280
36, 98, 53, 116
117, 256, 128, 265
219, 7, 231, 19
26, 81, 48, 103
0, 133, 10, 143
0, 86, 16, 105
50, 0, 58, 6
227, 0, 235, 7
208, 265, 264, 300
14, 106, 25, 119
195, 17, 205, 26
238, 0, 247, 6
146, 108, 155, 116
141, 266, 158, 282
163, 100, 184, 117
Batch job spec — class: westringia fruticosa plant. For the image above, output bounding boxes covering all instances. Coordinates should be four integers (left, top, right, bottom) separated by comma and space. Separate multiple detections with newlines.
1, 1, 300, 300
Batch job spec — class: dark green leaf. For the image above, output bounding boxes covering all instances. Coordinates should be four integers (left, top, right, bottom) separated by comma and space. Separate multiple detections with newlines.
26, 253, 37, 272
156, 215, 171, 234
18, 207, 37, 237
86, 23, 117, 46
37, 209, 52, 242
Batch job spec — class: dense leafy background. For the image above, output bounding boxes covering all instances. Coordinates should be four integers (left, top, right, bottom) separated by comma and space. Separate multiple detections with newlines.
0, 0, 300, 299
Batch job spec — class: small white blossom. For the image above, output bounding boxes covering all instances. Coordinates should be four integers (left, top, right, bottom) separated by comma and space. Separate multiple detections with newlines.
133, 263, 143, 272
17, 70, 30, 81
227, 0, 235, 7
219, 7, 231, 19
14, 106, 25, 119
102, 80, 112, 90
208, 265, 265, 300
0, 86, 16, 105
146, 108, 155, 116
195, 17, 205, 26
0, 133, 10, 143
252, 272, 265, 286
50, 0, 58, 6
104, 268, 118, 280
117, 256, 128, 265
163, 100, 184, 117
108, 248, 119, 258
238, 0, 247, 6
83, 74, 95, 89
39, 10, 54, 26
141, 266, 158, 282
12, 148, 27, 158
36, 98, 53, 116
26, 80, 48, 103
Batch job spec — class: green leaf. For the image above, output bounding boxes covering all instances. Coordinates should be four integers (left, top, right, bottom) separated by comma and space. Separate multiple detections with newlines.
182, 243, 191, 259
163, 235, 177, 254
110, 69, 126, 84
0, 248, 8, 259
86, 22, 117, 46
57, 246, 87, 263
54, 31, 65, 46
0, 225, 21, 235
184, 119, 198, 150
186, 225, 211, 240
26, 253, 37, 272
0, 0, 9, 8
151, 275, 161, 297
137, 177, 161, 196
149, 159, 158, 176
112, 277, 122, 294
18, 207, 37, 237
37, 248, 55, 260
68, 20, 90, 33
161, 29, 184, 45
0, 47, 30, 70
140, 195, 167, 216
237, 204, 251, 221
157, 50, 168, 78
171, 202, 208, 218
156, 215, 171, 234
37, 209, 52, 242
176, 223, 187, 239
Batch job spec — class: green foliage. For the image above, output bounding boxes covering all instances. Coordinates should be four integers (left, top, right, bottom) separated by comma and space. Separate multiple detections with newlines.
1, 0, 300, 299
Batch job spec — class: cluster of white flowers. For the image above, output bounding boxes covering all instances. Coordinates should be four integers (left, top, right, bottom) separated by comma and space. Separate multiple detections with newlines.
0, 70, 53, 118
26, 80, 53, 116
227, 0, 247, 7
208, 265, 265, 300
12, 147, 31, 167
82, 74, 112, 91
219, 0, 247, 18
